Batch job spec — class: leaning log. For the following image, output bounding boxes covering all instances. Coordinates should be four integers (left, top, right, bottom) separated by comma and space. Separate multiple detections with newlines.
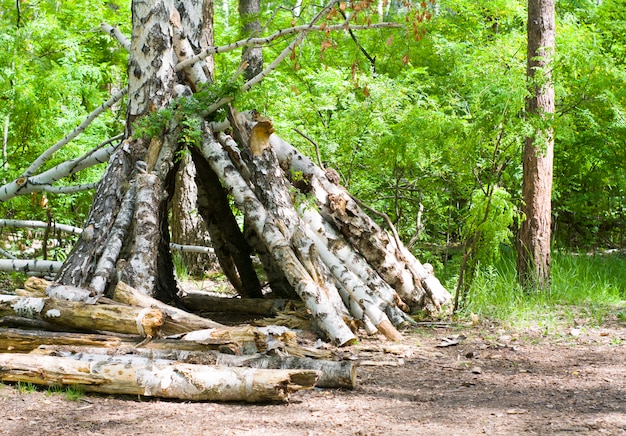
0, 353, 319, 402
113, 281, 225, 330
271, 134, 452, 310
196, 127, 357, 346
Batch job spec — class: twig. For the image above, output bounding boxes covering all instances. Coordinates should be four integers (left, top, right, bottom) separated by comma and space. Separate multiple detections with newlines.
293, 127, 324, 169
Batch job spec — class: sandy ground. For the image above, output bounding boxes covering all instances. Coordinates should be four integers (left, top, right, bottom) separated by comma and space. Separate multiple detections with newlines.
1, 319, 625, 436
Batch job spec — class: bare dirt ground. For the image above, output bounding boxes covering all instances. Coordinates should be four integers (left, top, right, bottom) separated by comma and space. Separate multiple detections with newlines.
1, 318, 625, 436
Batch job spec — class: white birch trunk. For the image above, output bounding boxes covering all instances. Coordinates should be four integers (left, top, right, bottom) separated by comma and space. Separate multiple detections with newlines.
126, 0, 176, 126
89, 182, 136, 294
197, 128, 357, 346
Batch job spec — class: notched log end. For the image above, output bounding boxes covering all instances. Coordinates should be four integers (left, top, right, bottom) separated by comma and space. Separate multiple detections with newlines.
249, 120, 275, 156
138, 308, 167, 338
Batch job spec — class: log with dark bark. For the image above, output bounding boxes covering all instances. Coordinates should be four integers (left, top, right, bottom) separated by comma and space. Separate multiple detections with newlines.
179, 290, 289, 316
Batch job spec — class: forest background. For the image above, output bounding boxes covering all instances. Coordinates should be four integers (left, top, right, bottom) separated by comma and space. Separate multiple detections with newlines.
0, 0, 624, 324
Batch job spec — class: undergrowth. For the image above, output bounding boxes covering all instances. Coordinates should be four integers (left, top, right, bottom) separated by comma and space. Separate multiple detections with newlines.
453, 250, 626, 329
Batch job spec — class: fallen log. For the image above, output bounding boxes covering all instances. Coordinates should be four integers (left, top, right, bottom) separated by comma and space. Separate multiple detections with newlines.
0, 295, 166, 337
0, 352, 319, 402
113, 281, 225, 330
0, 328, 239, 353
179, 290, 289, 316
33, 345, 355, 389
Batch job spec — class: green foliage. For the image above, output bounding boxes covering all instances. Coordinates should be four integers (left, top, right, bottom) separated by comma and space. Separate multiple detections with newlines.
0, 0, 129, 225
462, 187, 516, 265
133, 78, 242, 146
17, 382, 37, 394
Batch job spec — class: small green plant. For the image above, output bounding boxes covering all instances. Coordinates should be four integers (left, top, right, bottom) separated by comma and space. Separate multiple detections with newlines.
172, 251, 189, 282
17, 382, 37, 394
455, 186, 516, 310
44, 384, 85, 401
63, 385, 85, 401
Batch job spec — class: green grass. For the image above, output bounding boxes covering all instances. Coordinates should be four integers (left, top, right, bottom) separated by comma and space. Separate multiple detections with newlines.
454, 250, 626, 329
172, 251, 190, 282
14, 382, 85, 401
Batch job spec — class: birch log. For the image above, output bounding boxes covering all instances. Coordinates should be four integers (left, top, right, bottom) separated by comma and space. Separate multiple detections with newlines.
0, 295, 166, 337
271, 134, 452, 310
196, 128, 356, 346
118, 172, 161, 297
0, 328, 237, 353
113, 281, 225, 330
0, 353, 319, 402
34, 346, 355, 389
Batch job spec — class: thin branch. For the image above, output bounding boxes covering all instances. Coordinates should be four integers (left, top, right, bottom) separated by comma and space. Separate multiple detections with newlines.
0, 259, 63, 273
175, 22, 400, 72
100, 22, 131, 52
0, 142, 118, 202
349, 193, 403, 251
0, 219, 84, 235
0, 247, 17, 260
23, 87, 128, 177
169, 243, 215, 255
293, 127, 324, 169
38, 182, 99, 194
338, 9, 376, 72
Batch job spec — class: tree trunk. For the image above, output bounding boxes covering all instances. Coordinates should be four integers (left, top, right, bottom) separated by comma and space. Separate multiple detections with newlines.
518, 0, 555, 291
239, 0, 263, 80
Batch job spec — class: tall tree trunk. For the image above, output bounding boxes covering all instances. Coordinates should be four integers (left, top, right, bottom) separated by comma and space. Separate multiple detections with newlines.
239, 0, 263, 80
517, 0, 555, 291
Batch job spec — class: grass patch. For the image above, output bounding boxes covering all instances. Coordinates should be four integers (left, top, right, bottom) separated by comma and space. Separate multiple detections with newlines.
455, 250, 626, 329
172, 251, 189, 282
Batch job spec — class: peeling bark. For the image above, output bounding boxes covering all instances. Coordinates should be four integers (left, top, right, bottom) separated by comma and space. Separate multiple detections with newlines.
196, 127, 357, 346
